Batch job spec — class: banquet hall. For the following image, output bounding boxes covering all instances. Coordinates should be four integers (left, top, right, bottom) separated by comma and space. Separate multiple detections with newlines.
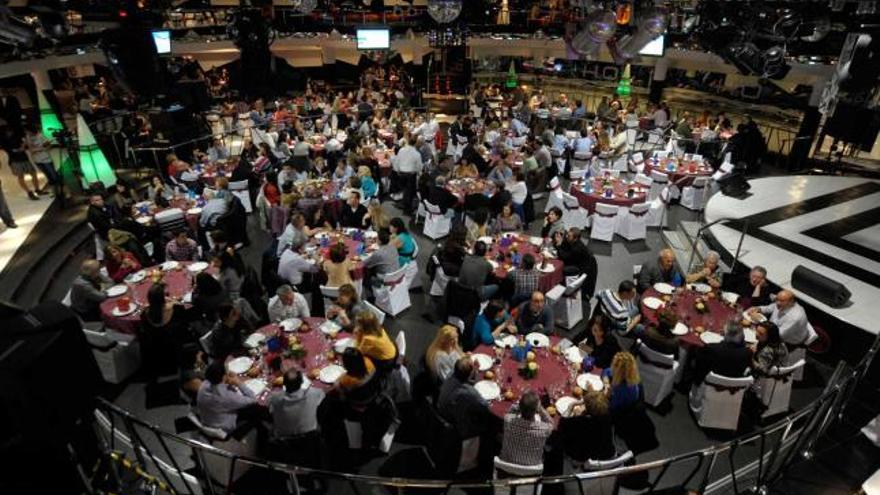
0, 2, 879, 495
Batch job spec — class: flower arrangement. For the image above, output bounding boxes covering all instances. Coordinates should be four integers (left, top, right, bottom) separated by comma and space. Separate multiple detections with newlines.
518, 360, 539, 379
694, 297, 709, 314
657, 307, 679, 328
286, 335, 308, 360
150, 269, 164, 284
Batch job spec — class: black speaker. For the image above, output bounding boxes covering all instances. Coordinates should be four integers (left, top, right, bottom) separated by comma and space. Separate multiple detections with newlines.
791, 265, 851, 308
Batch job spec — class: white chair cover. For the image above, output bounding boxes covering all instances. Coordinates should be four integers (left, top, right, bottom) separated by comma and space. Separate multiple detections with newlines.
404, 241, 422, 290
616, 202, 649, 241
757, 359, 805, 418
82, 329, 141, 384
423, 200, 451, 240
635, 173, 653, 188
648, 171, 669, 201
545, 186, 565, 213
636, 340, 679, 407
228, 179, 253, 213
493, 456, 544, 495
681, 176, 710, 211
362, 299, 386, 326
689, 372, 754, 431
320, 285, 341, 313
569, 168, 588, 181
547, 273, 587, 330
375, 265, 411, 317
429, 257, 457, 297
647, 186, 670, 228
561, 192, 590, 231
589, 203, 619, 243
577, 450, 634, 495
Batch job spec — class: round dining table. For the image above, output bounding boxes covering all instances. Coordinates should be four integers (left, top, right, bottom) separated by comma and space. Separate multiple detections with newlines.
306, 229, 378, 282
642, 158, 713, 187
100, 261, 213, 334
569, 177, 649, 215
482, 233, 564, 292
473, 336, 604, 423
446, 177, 496, 203
639, 286, 740, 350
132, 196, 203, 232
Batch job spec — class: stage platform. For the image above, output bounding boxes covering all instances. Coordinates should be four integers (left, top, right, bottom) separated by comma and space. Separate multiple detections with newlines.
706, 175, 880, 335
0, 165, 53, 274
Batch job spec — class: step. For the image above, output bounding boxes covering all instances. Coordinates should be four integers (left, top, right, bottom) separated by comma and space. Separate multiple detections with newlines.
14, 225, 92, 307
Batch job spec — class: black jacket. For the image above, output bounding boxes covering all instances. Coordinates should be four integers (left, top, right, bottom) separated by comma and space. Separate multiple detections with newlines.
694, 342, 752, 384
87, 204, 122, 239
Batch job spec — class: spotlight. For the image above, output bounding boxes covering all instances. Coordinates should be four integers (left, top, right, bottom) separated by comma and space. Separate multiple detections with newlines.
762, 45, 791, 79
610, 7, 667, 62
568, 9, 616, 57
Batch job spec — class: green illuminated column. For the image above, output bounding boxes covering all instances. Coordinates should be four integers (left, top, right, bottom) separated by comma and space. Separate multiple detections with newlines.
76, 113, 117, 187
505, 61, 518, 89
616, 63, 632, 97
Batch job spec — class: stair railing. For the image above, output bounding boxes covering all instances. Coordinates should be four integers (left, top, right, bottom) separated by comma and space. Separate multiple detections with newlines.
685, 216, 749, 275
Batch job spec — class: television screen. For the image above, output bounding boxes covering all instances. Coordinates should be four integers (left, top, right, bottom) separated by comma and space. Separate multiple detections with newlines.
356, 28, 390, 50
639, 35, 665, 57
152, 30, 171, 55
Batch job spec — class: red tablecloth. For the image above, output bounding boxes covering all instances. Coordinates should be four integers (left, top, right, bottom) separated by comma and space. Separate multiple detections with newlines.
308, 230, 375, 280
485, 234, 563, 292
569, 178, 649, 214
474, 337, 602, 422
639, 288, 739, 349
100, 262, 212, 333
643, 159, 712, 187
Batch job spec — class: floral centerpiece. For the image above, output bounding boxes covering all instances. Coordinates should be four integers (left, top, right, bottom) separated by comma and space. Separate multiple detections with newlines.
518, 351, 539, 379
285, 335, 308, 361
657, 307, 679, 328
694, 297, 709, 314
149, 269, 164, 284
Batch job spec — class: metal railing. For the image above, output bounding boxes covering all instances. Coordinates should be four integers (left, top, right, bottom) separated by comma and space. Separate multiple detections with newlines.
91, 330, 879, 495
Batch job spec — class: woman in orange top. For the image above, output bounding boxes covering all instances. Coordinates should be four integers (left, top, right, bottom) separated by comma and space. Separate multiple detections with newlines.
353, 311, 397, 371
336, 347, 376, 392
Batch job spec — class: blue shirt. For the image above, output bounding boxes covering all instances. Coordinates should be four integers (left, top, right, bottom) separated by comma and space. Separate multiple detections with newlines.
396, 232, 416, 266
573, 136, 594, 153
361, 176, 378, 199
471, 314, 496, 348
602, 369, 642, 413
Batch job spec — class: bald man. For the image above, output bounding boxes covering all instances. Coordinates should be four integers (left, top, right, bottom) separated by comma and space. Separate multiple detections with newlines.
750, 290, 811, 346
637, 248, 683, 293
515, 291, 554, 335
70, 259, 112, 321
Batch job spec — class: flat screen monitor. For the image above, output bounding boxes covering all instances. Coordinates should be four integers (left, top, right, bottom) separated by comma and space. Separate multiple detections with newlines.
152, 30, 172, 55
639, 35, 665, 57
356, 28, 390, 50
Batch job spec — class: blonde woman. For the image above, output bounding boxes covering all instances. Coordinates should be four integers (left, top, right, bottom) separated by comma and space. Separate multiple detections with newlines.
363, 199, 390, 230
353, 311, 397, 370
425, 325, 464, 380
357, 165, 378, 200
602, 351, 642, 413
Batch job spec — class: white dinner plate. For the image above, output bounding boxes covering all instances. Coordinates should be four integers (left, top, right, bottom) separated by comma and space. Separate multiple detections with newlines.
242, 379, 267, 397
187, 262, 209, 273
136, 216, 152, 225
478, 236, 494, 245
488, 260, 500, 270
526, 332, 550, 348
654, 282, 675, 295
161, 260, 180, 271
182, 291, 193, 304
319, 320, 342, 335
690, 283, 711, 294
472, 353, 494, 371
244, 333, 266, 349
318, 364, 346, 384
333, 337, 356, 354
564, 346, 584, 364
105, 284, 128, 298
555, 396, 579, 417
528, 236, 543, 246
538, 263, 556, 273
280, 318, 303, 332
125, 270, 146, 284
642, 297, 664, 310
187, 207, 203, 215
672, 322, 689, 336
110, 303, 139, 317
474, 380, 501, 401
226, 356, 254, 374
744, 310, 767, 323
577, 373, 605, 392
721, 291, 739, 305
494, 334, 517, 349
700, 332, 724, 345
744, 328, 758, 345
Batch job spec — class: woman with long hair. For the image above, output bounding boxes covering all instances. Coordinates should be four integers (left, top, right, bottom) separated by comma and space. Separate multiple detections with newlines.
752, 321, 788, 376
323, 242, 354, 287
211, 248, 245, 300
363, 199, 390, 230
140, 283, 191, 380
575, 314, 621, 369
425, 324, 464, 380
104, 244, 142, 282
192, 271, 228, 321
389, 217, 416, 266
353, 311, 397, 371
603, 351, 642, 413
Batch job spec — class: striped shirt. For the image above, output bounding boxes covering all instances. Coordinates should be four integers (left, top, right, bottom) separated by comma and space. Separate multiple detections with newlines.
500, 410, 552, 466
597, 289, 638, 332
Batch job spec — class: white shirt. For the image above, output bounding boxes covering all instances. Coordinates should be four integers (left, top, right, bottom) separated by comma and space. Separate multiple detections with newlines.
393, 145, 423, 174
421, 120, 439, 141
758, 302, 812, 346
196, 382, 256, 433
292, 141, 310, 157
277, 250, 318, 286
267, 293, 311, 322
509, 180, 527, 204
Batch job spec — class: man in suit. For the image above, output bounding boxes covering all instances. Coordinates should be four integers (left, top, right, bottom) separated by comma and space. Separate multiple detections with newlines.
693, 323, 752, 384
637, 248, 683, 293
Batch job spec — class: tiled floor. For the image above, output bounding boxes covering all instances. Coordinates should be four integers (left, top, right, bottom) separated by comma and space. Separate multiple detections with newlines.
0, 166, 53, 273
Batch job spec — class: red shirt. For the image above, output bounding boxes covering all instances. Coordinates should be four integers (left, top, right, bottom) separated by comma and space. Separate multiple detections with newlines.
264, 183, 280, 206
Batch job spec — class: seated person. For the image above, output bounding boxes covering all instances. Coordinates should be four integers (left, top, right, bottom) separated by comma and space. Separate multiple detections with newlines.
560, 389, 615, 463
334, 347, 377, 399
637, 248, 683, 293
541, 206, 566, 239
269, 369, 325, 439
70, 259, 112, 322
724, 265, 774, 308
575, 315, 621, 369
196, 361, 259, 436
437, 356, 494, 441
326, 283, 368, 331
685, 250, 723, 290
499, 391, 553, 467
322, 243, 354, 288
425, 324, 465, 383
751, 321, 788, 377
470, 301, 515, 349
748, 290, 812, 347
451, 158, 479, 179
165, 230, 200, 262
338, 191, 368, 228
427, 175, 459, 215
641, 310, 680, 359
458, 241, 499, 301
207, 302, 252, 359
602, 351, 642, 414
515, 291, 554, 335
267, 284, 311, 322
694, 323, 752, 384
104, 244, 142, 283
353, 311, 398, 371
362, 228, 400, 281
491, 202, 523, 234
595, 280, 642, 336
510, 254, 540, 305
554, 228, 598, 283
